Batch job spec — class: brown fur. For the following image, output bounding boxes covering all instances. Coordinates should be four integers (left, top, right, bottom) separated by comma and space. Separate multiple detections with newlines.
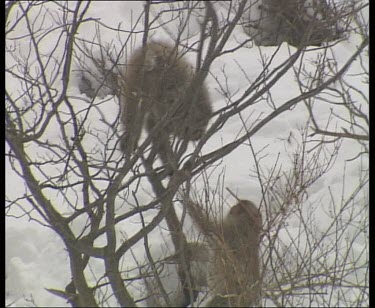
119, 42, 212, 163
243, 0, 340, 47
186, 199, 262, 307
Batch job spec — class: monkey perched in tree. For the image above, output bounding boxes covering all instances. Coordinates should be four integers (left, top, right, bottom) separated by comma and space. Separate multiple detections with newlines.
242, 0, 341, 47
119, 41, 212, 166
186, 199, 263, 307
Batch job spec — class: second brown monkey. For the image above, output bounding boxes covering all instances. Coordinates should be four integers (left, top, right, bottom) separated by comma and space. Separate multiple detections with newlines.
186, 199, 263, 307
119, 42, 212, 164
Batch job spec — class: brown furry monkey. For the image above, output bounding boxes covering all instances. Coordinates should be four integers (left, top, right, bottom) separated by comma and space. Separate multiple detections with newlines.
119, 42, 212, 166
186, 199, 262, 307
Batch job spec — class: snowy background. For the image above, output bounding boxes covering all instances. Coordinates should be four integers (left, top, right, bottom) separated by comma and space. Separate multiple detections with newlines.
6, 1, 368, 307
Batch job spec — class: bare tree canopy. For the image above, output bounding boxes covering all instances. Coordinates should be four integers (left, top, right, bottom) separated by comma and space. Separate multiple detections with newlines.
6, 1, 368, 307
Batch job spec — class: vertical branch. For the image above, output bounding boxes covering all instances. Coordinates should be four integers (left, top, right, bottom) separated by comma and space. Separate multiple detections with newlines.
143, 1, 151, 47
142, 157, 197, 306
104, 168, 137, 307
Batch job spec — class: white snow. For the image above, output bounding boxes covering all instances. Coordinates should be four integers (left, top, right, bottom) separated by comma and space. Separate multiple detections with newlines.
6, 1, 368, 307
